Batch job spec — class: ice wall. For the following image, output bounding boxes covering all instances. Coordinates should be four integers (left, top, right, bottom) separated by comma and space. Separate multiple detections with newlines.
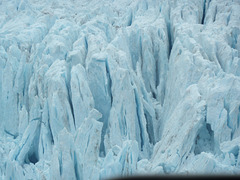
0, 0, 240, 179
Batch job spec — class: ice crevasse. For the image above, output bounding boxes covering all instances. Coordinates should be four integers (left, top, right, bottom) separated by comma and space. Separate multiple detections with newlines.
0, 0, 240, 179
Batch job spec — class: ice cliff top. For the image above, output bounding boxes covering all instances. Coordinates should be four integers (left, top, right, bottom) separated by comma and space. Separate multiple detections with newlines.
0, 0, 240, 179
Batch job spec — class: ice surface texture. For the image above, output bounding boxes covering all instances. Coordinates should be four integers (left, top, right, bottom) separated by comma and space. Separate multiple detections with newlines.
0, 0, 240, 179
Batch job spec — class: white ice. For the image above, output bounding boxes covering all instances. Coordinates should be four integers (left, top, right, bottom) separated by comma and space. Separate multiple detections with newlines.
0, 0, 240, 179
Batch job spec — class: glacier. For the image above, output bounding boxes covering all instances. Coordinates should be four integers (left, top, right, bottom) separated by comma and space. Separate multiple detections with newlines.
0, 0, 240, 179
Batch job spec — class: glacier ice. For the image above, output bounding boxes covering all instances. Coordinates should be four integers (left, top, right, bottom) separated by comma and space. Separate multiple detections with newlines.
0, 0, 240, 179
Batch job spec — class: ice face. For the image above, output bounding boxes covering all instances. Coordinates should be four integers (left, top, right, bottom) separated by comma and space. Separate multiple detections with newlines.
1, 0, 240, 179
